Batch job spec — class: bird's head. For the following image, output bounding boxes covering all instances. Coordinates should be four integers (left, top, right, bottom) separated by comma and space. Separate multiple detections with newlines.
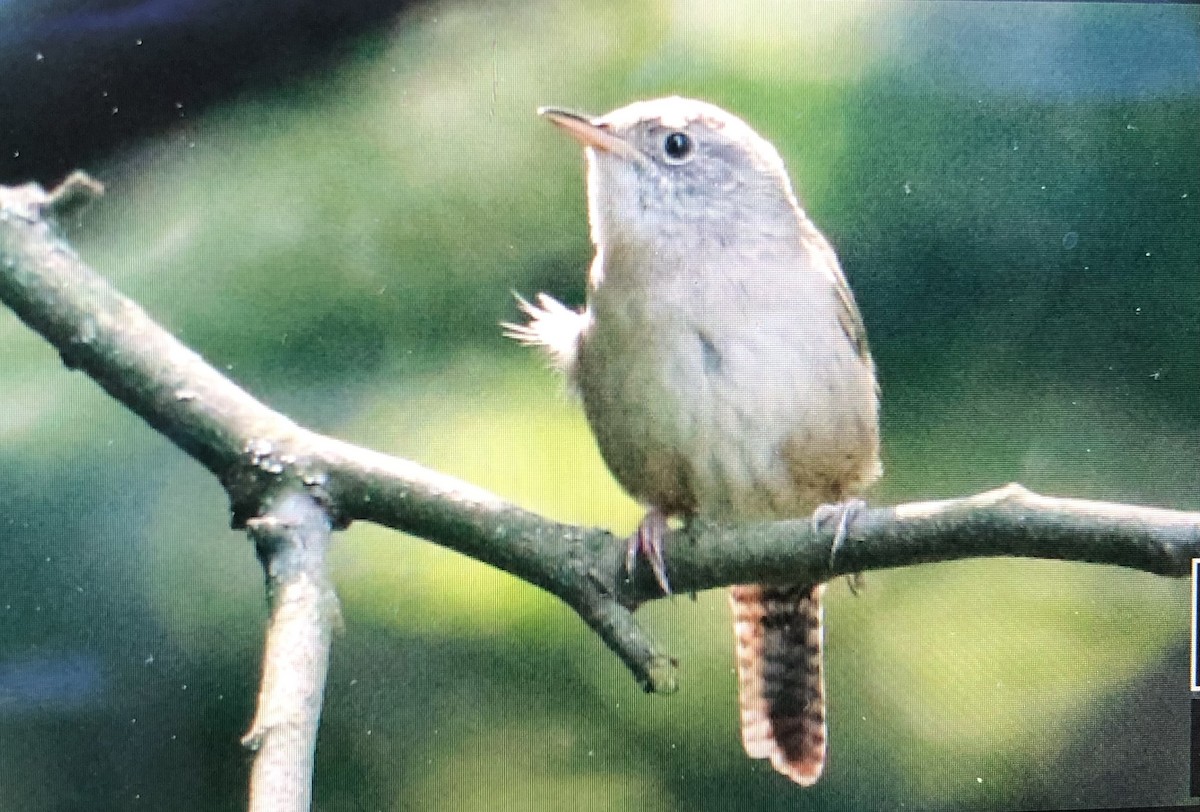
540, 97, 805, 251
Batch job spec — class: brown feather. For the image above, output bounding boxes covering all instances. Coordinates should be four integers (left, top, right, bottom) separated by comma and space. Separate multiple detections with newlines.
730, 583, 827, 785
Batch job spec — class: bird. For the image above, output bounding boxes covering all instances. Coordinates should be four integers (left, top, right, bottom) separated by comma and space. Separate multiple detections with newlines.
505, 96, 881, 786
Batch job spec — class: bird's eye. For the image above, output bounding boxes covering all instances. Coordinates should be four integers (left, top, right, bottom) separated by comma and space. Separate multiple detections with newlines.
662, 131, 694, 163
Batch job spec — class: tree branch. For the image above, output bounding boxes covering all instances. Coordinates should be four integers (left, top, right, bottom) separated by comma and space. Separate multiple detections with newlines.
3, 176, 1199, 804
241, 492, 336, 812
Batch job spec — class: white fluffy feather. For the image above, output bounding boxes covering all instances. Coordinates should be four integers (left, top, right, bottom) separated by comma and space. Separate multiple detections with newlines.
502, 292, 588, 379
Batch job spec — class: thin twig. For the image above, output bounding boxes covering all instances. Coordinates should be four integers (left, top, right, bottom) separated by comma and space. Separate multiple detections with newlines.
242, 492, 337, 812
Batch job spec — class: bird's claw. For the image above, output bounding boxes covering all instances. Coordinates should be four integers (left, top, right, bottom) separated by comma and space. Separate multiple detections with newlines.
812, 497, 867, 571
626, 510, 672, 594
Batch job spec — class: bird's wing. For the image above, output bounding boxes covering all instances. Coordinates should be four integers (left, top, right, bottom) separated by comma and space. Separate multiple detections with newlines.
502, 292, 588, 380
799, 218, 872, 362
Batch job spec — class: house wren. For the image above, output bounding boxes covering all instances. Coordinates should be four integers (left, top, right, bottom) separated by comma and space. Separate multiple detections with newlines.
507, 96, 881, 785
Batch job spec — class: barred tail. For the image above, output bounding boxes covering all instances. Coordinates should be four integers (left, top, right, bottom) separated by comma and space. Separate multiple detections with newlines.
730, 583, 827, 785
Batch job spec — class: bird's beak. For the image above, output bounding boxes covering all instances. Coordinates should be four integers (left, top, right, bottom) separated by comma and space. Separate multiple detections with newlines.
538, 107, 643, 162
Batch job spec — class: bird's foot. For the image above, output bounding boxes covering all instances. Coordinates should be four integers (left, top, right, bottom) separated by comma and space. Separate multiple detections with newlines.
811, 497, 867, 571
625, 509, 672, 594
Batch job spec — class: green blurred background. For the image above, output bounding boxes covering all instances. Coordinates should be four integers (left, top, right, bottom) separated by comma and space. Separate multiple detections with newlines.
1, 1, 1198, 810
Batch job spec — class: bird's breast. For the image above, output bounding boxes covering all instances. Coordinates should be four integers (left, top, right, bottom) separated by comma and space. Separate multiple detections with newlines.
577, 247, 880, 520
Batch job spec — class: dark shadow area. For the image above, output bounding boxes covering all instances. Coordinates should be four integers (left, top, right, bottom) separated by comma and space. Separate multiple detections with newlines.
1, 0, 422, 184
